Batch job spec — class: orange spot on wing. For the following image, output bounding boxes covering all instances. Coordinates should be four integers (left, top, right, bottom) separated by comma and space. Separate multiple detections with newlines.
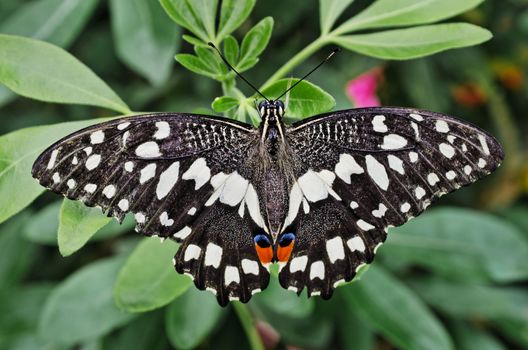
277, 240, 294, 262
255, 244, 273, 264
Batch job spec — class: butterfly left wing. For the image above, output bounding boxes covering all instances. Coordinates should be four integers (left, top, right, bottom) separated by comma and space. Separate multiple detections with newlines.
279, 107, 504, 298
32, 113, 271, 304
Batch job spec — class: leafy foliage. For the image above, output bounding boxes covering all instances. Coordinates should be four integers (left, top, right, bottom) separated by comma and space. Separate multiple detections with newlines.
0, 0, 526, 349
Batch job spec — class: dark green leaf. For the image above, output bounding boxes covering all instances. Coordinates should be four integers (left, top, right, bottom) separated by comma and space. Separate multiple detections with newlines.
165, 288, 224, 350
333, 23, 492, 60
335, 0, 485, 33
451, 320, 507, 350
110, 310, 169, 350
58, 199, 112, 257
344, 266, 453, 350
110, 0, 181, 86
383, 208, 528, 283
237, 57, 259, 72
175, 53, 216, 79
319, 0, 354, 34
238, 17, 273, 71
0, 35, 130, 112
223, 35, 239, 66
217, 0, 256, 42
260, 79, 335, 120
39, 257, 134, 346
410, 278, 528, 323
494, 320, 528, 348
23, 201, 61, 245
0, 212, 37, 287
114, 238, 192, 312
0, 0, 98, 47
159, 0, 209, 42
212, 96, 239, 113
336, 303, 375, 350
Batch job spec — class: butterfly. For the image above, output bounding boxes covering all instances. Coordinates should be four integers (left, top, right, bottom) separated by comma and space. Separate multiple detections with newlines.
31, 46, 504, 306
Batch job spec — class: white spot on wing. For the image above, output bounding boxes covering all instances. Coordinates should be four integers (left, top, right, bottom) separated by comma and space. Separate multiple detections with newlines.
124, 161, 134, 172
439, 143, 455, 158
52, 172, 61, 183
159, 212, 174, 226
290, 256, 308, 273
298, 170, 328, 202
283, 182, 303, 228
357, 219, 375, 231
372, 115, 388, 133
156, 161, 180, 199
372, 203, 387, 218
184, 244, 201, 261
409, 152, 419, 163
102, 185, 116, 198
335, 154, 364, 184
415, 186, 426, 199
478, 158, 487, 168
117, 122, 130, 130
204, 243, 222, 268
427, 173, 440, 186
47, 150, 59, 169
365, 155, 389, 190
464, 165, 472, 175
478, 134, 490, 155
309, 261, 325, 280
410, 113, 424, 121
244, 184, 265, 228
134, 212, 146, 223
85, 154, 101, 170
446, 170, 457, 180
135, 142, 161, 158
435, 120, 450, 133
387, 155, 404, 175
381, 134, 408, 150
139, 163, 157, 184
401, 202, 411, 213
219, 171, 249, 206
224, 266, 240, 286
187, 207, 197, 216
154, 121, 170, 139
118, 199, 129, 211
350, 201, 359, 209
67, 179, 76, 189
84, 183, 97, 193
90, 130, 105, 144
173, 226, 192, 239
347, 236, 366, 252
326, 237, 345, 263
182, 158, 211, 190
241, 259, 259, 275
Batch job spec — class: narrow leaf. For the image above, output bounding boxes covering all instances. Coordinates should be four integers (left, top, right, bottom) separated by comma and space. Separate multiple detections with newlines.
194, 0, 218, 40
333, 23, 492, 60
223, 35, 239, 66
212, 96, 239, 113
58, 199, 112, 257
0, 118, 110, 224
165, 289, 224, 349
38, 257, 134, 346
319, 0, 354, 34
114, 238, 192, 312
344, 266, 453, 350
160, 0, 209, 42
451, 320, 507, 350
260, 79, 335, 120
110, 0, 181, 86
217, 0, 256, 42
238, 17, 273, 71
175, 53, 216, 79
336, 0, 484, 33
181, 34, 206, 47
383, 208, 528, 283
0, 0, 99, 48
0, 35, 130, 112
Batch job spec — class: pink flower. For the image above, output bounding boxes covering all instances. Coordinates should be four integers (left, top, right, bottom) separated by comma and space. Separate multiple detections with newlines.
346, 68, 382, 107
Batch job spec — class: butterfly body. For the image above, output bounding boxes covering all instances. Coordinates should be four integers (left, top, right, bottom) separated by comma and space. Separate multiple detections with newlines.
32, 105, 503, 306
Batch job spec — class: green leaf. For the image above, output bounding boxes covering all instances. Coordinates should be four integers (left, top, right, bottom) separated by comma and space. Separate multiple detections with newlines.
451, 320, 507, 350
39, 257, 134, 346
58, 199, 112, 257
238, 17, 273, 71
165, 288, 224, 350
495, 320, 528, 348
223, 35, 239, 66
0, 117, 110, 224
159, 0, 209, 42
344, 266, 453, 350
237, 57, 259, 72
0, 212, 37, 287
382, 208, 528, 283
110, 0, 181, 86
0, 0, 98, 48
410, 278, 528, 323
110, 310, 169, 350
0, 35, 130, 113
260, 79, 335, 120
319, 0, 354, 34
335, 0, 484, 33
195, 45, 226, 75
212, 96, 239, 113
181, 34, 207, 47
114, 238, 192, 312
175, 54, 216, 79
333, 23, 492, 60
336, 303, 375, 350
217, 0, 256, 42
23, 201, 61, 245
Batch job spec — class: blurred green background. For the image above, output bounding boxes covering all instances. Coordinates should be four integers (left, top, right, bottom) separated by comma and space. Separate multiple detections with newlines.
1, 0, 528, 349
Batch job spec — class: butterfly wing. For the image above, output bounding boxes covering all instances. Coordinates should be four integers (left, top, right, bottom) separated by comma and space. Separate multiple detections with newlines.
279, 107, 504, 297
32, 113, 271, 304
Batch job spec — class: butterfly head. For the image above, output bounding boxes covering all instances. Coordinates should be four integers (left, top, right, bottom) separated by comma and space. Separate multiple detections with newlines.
258, 100, 284, 122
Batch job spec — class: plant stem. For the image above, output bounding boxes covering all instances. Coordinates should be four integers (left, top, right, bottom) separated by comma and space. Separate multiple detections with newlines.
259, 36, 330, 91
232, 302, 265, 350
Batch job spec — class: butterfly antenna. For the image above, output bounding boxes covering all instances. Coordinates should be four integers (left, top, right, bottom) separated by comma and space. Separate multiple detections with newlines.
275, 47, 341, 101
208, 42, 269, 101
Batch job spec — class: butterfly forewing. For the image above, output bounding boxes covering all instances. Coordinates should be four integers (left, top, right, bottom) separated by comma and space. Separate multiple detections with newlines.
280, 107, 503, 297
32, 113, 272, 304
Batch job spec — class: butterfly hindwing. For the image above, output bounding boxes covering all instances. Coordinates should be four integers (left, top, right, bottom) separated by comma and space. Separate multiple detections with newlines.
279, 107, 503, 296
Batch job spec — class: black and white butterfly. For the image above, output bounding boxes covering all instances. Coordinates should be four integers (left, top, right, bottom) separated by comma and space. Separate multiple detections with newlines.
32, 100, 503, 305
